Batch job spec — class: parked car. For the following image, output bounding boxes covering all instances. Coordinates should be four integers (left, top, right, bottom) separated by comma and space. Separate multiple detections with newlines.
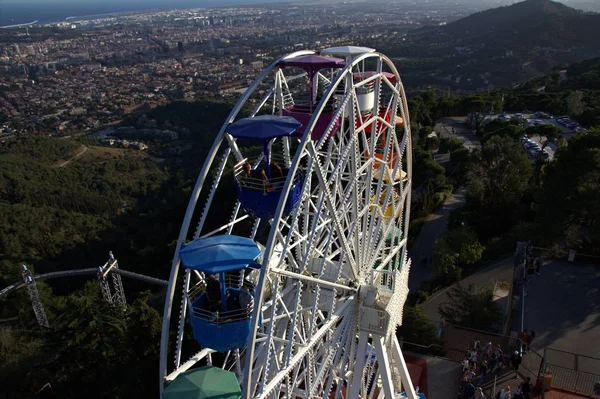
525, 143, 540, 151
565, 123, 578, 130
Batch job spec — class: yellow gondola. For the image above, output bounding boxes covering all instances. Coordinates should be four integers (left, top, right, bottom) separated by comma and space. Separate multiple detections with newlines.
369, 192, 401, 220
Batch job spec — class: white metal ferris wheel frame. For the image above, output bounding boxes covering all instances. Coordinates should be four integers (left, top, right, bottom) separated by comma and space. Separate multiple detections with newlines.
159, 49, 416, 399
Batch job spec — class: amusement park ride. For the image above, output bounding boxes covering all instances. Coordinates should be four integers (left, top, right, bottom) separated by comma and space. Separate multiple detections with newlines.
0, 256, 169, 328
159, 46, 420, 399
1, 46, 420, 399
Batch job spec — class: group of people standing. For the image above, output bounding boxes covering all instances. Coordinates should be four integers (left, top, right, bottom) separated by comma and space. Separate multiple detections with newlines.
520, 242, 543, 296
497, 376, 533, 399
461, 338, 506, 390
461, 337, 535, 399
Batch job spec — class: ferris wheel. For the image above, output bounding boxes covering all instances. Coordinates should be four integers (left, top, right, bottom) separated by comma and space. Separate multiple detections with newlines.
159, 46, 417, 399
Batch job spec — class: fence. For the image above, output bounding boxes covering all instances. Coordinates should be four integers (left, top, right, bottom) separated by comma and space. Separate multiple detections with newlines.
400, 318, 525, 364
399, 320, 546, 399
508, 242, 600, 397
543, 347, 600, 396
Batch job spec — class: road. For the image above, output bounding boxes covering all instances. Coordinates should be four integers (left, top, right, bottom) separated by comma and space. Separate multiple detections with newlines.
421, 257, 513, 323
408, 187, 467, 292
524, 260, 600, 366
58, 145, 88, 167
435, 118, 480, 150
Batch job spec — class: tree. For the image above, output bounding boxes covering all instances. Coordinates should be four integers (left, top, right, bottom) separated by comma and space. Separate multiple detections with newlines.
481, 124, 524, 147
397, 305, 444, 356
418, 125, 433, 144
462, 95, 490, 132
525, 124, 562, 150
466, 136, 533, 240
439, 137, 464, 154
438, 284, 503, 331
536, 129, 600, 249
450, 147, 470, 163
434, 238, 461, 283
120, 293, 162, 398
434, 227, 485, 283
40, 283, 129, 397
567, 90, 586, 116
468, 136, 532, 211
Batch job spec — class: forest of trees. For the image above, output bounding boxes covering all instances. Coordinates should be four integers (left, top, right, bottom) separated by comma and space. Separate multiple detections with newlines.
401, 59, 600, 343
0, 100, 237, 398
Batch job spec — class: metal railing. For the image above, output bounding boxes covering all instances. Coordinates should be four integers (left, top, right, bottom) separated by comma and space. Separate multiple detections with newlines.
507, 242, 600, 397
359, 307, 389, 335
543, 347, 600, 396
190, 303, 254, 325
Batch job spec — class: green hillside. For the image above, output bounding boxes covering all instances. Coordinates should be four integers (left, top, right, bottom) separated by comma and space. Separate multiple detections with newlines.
381, 0, 600, 91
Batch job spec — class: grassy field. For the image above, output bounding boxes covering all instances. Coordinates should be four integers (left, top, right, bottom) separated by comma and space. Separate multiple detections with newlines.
79, 145, 147, 164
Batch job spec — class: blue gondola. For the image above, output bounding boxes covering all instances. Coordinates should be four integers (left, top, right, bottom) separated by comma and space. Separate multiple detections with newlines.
180, 235, 262, 352
228, 115, 304, 220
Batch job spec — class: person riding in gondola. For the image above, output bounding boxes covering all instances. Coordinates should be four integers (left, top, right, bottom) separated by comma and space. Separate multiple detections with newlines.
243, 162, 272, 192
205, 274, 222, 313
269, 162, 283, 178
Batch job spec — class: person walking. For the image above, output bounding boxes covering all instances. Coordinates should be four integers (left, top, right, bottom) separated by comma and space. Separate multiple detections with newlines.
520, 330, 529, 353
482, 341, 493, 360
479, 359, 489, 382
488, 352, 497, 374
470, 348, 479, 367
527, 331, 536, 351
510, 351, 522, 378
534, 258, 542, 275
474, 387, 485, 399
520, 377, 533, 399
463, 381, 476, 399
494, 345, 505, 371
499, 385, 512, 399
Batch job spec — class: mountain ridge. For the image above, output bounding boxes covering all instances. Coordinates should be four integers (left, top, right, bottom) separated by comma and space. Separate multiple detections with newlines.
389, 0, 600, 90
442, 0, 599, 47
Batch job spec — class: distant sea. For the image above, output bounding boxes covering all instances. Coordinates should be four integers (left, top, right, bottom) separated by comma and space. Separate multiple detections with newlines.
0, 0, 294, 26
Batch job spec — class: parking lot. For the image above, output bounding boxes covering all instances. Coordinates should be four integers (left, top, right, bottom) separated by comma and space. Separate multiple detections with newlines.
493, 112, 585, 161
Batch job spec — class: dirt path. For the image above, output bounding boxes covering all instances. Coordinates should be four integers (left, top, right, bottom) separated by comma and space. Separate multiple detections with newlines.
57, 145, 88, 168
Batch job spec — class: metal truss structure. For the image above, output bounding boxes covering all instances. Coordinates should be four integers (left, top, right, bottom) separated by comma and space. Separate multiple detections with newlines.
2, 259, 169, 328
21, 267, 50, 328
98, 258, 127, 308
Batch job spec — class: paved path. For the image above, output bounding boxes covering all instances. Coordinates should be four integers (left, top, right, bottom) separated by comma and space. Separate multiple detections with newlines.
435, 118, 481, 150
58, 145, 87, 167
421, 257, 514, 323
523, 260, 600, 368
408, 187, 467, 292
